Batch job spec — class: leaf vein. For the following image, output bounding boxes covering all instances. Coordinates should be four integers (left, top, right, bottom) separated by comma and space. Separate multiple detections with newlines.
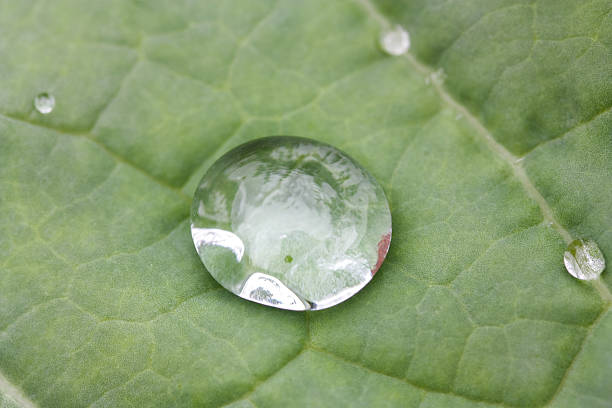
0, 114, 191, 202
544, 306, 610, 406
520, 104, 612, 158
311, 346, 514, 408
214, 347, 307, 408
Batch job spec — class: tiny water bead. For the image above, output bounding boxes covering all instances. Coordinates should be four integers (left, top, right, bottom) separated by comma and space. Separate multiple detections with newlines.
430, 68, 447, 85
380, 25, 410, 56
564, 238, 606, 281
191, 136, 392, 311
34, 92, 55, 114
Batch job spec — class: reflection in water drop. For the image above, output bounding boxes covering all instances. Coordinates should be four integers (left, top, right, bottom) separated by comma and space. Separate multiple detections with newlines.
191, 227, 244, 262
190, 136, 392, 311
372, 232, 391, 275
380, 25, 410, 56
564, 238, 606, 280
34, 92, 55, 114
240, 272, 310, 311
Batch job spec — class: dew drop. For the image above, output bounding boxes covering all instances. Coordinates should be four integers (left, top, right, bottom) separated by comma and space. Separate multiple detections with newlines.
564, 238, 606, 280
380, 25, 410, 56
430, 68, 447, 85
34, 92, 55, 114
191, 136, 392, 311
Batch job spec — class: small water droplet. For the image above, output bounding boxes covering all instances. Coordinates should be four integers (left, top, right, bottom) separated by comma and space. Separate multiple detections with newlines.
380, 25, 410, 56
564, 238, 606, 280
34, 92, 55, 114
191, 136, 392, 311
430, 68, 447, 85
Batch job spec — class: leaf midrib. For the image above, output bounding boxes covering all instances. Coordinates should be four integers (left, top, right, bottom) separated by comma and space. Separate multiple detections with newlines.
0, 370, 36, 408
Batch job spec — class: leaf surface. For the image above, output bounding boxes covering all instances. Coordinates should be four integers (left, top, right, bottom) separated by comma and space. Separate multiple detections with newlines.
0, 0, 611, 406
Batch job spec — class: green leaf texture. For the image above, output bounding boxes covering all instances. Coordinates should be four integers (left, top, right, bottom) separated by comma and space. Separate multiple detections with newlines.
0, 0, 611, 406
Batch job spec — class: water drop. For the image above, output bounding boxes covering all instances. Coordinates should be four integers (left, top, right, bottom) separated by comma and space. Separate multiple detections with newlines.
380, 25, 410, 56
191, 136, 392, 311
430, 68, 447, 85
34, 92, 55, 114
564, 238, 606, 280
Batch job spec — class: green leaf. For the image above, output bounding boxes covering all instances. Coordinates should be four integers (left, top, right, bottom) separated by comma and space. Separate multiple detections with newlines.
1, 0, 610, 406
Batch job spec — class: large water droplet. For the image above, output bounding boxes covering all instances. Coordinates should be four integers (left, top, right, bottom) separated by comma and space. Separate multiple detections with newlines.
564, 238, 606, 280
34, 92, 55, 114
380, 25, 410, 56
191, 136, 392, 311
